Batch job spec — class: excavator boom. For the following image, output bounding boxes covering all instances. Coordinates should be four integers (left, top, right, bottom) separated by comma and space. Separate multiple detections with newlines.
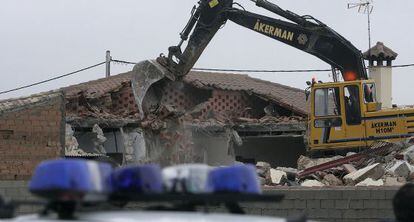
158, 0, 368, 81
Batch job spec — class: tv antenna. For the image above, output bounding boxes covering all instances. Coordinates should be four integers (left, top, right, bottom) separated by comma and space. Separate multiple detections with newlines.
348, 0, 374, 52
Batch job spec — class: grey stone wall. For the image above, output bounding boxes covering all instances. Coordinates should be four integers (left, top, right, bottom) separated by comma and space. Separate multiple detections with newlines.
0, 181, 399, 222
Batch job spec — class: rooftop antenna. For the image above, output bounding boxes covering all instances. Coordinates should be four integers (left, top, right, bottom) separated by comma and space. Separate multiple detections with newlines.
348, 0, 374, 54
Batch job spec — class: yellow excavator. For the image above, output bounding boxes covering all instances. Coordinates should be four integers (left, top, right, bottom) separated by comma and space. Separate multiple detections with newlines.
133, 0, 414, 153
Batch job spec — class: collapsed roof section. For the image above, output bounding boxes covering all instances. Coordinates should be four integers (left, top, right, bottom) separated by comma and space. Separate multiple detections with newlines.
185, 72, 308, 116
61, 70, 308, 124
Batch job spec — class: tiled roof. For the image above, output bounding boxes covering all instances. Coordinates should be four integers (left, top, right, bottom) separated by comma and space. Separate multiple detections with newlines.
0, 91, 62, 116
185, 72, 308, 115
0, 69, 306, 117
61, 70, 308, 115
63, 72, 133, 99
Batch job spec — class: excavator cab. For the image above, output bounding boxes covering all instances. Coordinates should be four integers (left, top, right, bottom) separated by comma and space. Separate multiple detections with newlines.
308, 80, 381, 152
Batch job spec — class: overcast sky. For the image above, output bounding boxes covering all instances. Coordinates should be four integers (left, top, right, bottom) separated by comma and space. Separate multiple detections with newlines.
1, 0, 413, 104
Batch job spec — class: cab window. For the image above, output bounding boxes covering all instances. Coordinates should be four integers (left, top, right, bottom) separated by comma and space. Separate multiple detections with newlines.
344, 85, 361, 125
363, 83, 376, 103
314, 87, 341, 117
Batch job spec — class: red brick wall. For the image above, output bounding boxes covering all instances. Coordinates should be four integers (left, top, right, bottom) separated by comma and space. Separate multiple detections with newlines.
160, 82, 209, 111
111, 84, 139, 116
0, 96, 64, 179
199, 90, 252, 120
159, 83, 251, 120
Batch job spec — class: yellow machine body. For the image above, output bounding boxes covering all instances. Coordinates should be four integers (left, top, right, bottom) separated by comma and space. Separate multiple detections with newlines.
308, 80, 414, 151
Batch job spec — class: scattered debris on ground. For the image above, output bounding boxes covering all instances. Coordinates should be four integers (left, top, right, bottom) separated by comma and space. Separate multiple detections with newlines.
255, 139, 414, 187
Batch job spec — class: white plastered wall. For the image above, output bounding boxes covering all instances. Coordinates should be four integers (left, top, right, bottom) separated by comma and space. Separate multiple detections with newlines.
369, 66, 392, 108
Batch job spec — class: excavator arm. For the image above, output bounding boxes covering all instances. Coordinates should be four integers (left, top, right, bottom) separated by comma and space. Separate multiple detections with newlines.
157, 0, 368, 81
133, 0, 367, 118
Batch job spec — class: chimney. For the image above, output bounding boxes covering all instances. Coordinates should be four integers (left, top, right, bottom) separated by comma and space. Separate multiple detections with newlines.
363, 42, 398, 108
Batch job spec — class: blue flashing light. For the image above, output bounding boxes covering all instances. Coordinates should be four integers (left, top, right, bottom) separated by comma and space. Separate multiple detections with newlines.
29, 159, 113, 201
207, 164, 261, 194
163, 164, 212, 194
111, 165, 163, 194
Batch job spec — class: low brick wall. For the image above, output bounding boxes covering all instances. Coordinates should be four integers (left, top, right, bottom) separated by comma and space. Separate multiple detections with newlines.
0, 181, 399, 221
242, 187, 398, 222
0, 181, 40, 214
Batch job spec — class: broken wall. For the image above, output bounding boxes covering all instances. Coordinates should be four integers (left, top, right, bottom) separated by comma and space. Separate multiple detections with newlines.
65, 82, 139, 119
66, 123, 147, 166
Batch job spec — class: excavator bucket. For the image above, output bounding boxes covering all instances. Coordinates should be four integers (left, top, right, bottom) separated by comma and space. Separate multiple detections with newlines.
131, 60, 173, 119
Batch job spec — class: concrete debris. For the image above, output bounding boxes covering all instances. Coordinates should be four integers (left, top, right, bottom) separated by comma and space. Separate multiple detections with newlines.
384, 177, 405, 186
256, 161, 271, 169
92, 124, 107, 154
257, 168, 268, 177
343, 164, 357, 174
402, 145, 414, 164
252, 139, 414, 187
344, 163, 384, 185
386, 160, 411, 178
231, 130, 243, 147
322, 174, 343, 186
256, 162, 271, 185
355, 178, 384, 187
276, 167, 298, 180
301, 179, 325, 187
384, 153, 396, 163
297, 155, 343, 170
258, 176, 266, 186
270, 169, 287, 185
346, 152, 357, 157
65, 124, 92, 156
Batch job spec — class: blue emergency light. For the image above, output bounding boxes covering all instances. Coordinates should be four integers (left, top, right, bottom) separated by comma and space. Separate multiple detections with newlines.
207, 164, 261, 194
29, 159, 113, 201
111, 165, 163, 194
29, 158, 262, 205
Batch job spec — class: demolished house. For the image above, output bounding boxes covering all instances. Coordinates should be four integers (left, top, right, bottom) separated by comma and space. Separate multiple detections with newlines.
62, 70, 308, 167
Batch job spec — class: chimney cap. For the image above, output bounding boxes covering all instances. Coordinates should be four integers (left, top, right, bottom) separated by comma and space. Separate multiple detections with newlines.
363, 42, 398, 61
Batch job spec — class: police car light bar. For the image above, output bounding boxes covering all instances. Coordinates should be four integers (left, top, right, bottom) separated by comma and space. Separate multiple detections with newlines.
29, 159, 112, 202
25, 160, 282, 218
208, 164, 261, 194
111, 165, 163, 194
163, 164, 212, 193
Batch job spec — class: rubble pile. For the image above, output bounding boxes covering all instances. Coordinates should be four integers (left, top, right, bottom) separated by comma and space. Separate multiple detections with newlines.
255, 139, 414, 187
